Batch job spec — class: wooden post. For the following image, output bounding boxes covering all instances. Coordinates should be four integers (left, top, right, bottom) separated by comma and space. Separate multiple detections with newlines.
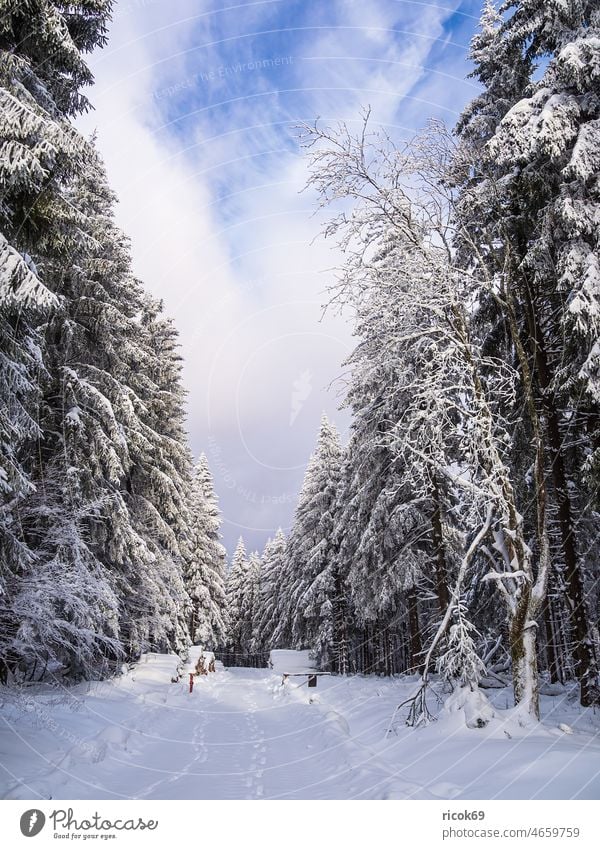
189, 672, 194, 693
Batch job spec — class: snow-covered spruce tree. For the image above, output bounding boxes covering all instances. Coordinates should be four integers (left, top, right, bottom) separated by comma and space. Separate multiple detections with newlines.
437, 598, 486, 691
8, 149, 194, 677
186, 455, 227, 649
0, 242, 55, 682
454, 0, 531, 146
331, 229, 468, 676
226, 537, 250, 654
11, 150, 159, 677
455, 0, 600, 706
273, 415, 342, 669
334, 406, 429, 675
302, 115, 550, 718
434, 597, 492, 730
252, 529, 286, 652
0, 1, 112, 121
1, 1, 196, 679
125, 297, 193, 658
0, 1, 121, 680
241, 551, 261, 652
0, 1, 111, 250
0, 0, 112, 476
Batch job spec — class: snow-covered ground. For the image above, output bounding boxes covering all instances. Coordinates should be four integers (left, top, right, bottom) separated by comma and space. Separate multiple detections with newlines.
1, 648, 598, 800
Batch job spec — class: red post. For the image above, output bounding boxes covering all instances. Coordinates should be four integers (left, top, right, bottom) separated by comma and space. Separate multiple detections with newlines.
189, 672, 194, 693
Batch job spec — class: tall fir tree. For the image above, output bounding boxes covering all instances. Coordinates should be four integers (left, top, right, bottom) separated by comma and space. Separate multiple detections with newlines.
455, 0, 600, 705
126, 296, 193, 658
273, 415, 342, 667
252, 529, 286, 652
0, 242, 55, 681
226, 536, 249, 654
0, 0, 121, 680
186, 454, 227, 648
241, 552, 261, 652
0, 3, 198, 679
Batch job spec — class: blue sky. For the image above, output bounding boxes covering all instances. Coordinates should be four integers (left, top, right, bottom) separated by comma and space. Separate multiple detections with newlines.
78, 0, 484, 557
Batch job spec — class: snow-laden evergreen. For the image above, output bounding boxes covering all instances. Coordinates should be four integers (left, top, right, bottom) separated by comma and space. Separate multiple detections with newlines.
331, 232, 466, 675
12, 149, 150, 678
225, 537, 250, 655
3, 146, 197, 678
0, 0, 113, 683
455, 0, 531, 144
271, 415, 342, 668
223, 539, 263, 658
299, 97, 577, 717
0, 0, 123, 681
242, 551, 262, 651
125, 298, 193, 658
455, 0, 600, 707
0, 240, 54, 634
252, 529, 286, 652
186, 455, 228, 648
0, 0, 227, 682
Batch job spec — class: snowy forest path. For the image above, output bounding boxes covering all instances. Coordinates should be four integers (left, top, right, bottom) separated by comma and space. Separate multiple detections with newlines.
132, 654, 403, 800
3, 651, 600, 800
1, 651, 407, 800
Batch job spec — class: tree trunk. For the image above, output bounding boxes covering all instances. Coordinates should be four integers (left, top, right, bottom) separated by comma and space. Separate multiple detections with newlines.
333, 571, 349, 675
487, 280, 551, 717
522, 298, 597, 706
509, 602, 540, 718
507, 527, 551, 720
384, 628, 392, 676
407, 587, 422, 671
545, 406, 597, 705
431, 476, 450, 614
543, 596, 560, 684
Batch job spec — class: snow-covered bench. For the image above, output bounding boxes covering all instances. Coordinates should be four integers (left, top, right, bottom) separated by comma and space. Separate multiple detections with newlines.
268, 649, 331, 687
280, 671, 331, 688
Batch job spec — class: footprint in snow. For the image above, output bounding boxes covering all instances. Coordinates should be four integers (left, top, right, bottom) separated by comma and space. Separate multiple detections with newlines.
426, 781, 461, 798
